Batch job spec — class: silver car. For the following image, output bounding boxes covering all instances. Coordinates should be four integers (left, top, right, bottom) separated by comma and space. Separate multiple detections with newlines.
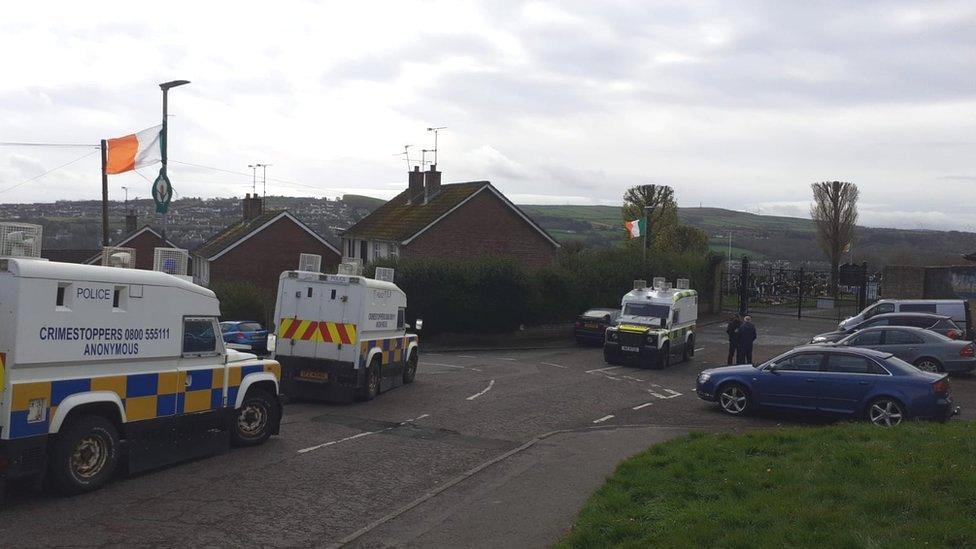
834, 326, 976, 374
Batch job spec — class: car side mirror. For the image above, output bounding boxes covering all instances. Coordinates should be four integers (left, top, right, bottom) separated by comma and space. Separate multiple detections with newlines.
266, 334, 277, 353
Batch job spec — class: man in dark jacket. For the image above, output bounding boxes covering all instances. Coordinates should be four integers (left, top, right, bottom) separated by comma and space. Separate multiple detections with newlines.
737, 315, 757, 364
726, 314, 741, 365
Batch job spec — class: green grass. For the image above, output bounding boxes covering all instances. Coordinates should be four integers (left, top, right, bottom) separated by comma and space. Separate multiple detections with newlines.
559, 421, 976, 548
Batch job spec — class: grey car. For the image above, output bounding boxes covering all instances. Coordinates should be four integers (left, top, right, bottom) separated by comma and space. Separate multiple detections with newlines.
810, 312, 964, 344
833, 326, 976, 374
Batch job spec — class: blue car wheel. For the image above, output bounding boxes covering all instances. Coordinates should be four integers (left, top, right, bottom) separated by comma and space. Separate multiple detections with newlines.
718, 383, 750, 415
867, 397, 904, 427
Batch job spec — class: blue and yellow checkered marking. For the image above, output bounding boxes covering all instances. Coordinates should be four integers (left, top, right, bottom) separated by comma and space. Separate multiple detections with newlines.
6, 362, 280, 440
358, 335, 418, 368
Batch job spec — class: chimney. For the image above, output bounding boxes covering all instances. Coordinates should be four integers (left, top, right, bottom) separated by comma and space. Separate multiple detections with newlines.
424, 164, 441, 204
243, 193, 264, 221
124, 212, 137, 234
408, 166, 425, 205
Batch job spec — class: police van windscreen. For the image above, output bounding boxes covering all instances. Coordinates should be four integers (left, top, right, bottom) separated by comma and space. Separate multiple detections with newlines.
623, 303, 670, 318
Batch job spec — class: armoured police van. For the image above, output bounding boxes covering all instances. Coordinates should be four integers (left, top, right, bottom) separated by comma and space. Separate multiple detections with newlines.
604, 277, 698, 369
273, 264, 419, 402
0, 251, 282, 495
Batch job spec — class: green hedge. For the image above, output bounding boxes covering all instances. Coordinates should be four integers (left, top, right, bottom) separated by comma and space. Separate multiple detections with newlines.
367, 250, 721, 334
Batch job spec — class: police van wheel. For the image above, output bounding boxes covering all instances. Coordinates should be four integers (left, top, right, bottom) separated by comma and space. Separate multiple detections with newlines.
683, 335, 695, 361
404, 351, 418, 384
654, 343, 671, 369
363, 359, 380, 401
231, 389, 277, 447
49, 415, 119, 495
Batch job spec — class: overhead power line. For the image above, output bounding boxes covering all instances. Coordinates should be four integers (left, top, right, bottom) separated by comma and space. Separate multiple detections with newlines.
170, 159, 345, 195
0, 149, 100, 194
0, 142, 100, 148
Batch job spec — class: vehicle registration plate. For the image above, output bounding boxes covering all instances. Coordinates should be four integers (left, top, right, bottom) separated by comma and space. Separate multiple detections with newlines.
298, 370, 328, 381
585, 323, 598, 329
621, 346, 640, 352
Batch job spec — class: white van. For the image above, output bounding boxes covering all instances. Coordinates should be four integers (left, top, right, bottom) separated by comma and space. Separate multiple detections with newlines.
840, 299, 971, 336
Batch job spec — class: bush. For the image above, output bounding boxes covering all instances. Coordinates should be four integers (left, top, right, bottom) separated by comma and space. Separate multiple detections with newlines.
212, 281, 270, 324
367, 249, 721, 335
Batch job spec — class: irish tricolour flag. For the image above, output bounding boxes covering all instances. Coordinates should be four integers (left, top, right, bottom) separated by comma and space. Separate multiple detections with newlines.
625, 218, 646, 239
105, 125, 162, 174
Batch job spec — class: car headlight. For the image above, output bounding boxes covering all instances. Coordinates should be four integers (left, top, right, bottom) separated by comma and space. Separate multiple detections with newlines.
698, 372, 711, 384
646, 333, 656, 344
607, 330, 618, 342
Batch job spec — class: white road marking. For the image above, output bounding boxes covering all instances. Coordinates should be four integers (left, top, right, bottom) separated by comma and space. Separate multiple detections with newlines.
664, 389, 683, 397
649, 389, 682, 399
603, 375, 623, 381
425, 362, 482, 372
593, 415, 615, 423
298, 413, 430, 454
466, 379, 496, 401
648, 391, 666, 399
695, 347, 705, 352
585, 366, 622, 373
649, 383, 661, 388
632, 402, 654, 410
458, 355, 477, 359
540, 361, 567, 369
497, 357, 517, 362
622, 375, 645, 382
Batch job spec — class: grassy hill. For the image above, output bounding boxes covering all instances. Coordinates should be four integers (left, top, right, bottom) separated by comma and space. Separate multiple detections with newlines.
521, 205, 976, 266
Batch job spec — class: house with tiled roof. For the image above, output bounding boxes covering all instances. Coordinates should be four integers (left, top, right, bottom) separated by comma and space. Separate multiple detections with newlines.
191, 194, 341, 298
341, 166, 559, 269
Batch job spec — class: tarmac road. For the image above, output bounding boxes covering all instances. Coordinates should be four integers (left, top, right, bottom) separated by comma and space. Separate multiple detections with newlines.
1, 314, 974, 548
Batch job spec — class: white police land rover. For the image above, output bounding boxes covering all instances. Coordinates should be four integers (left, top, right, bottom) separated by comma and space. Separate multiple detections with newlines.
603, 277, 698, 369
0, 225, 281, 496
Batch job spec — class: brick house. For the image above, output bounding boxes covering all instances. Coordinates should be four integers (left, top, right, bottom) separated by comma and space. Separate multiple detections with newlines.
191, 194, 341, 297
341, 166, 559, 268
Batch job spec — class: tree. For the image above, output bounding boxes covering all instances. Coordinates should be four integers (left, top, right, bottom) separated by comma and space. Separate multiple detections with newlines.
621, 184, 678, 250
810, 181, 859, 297
655, 224, 710, 255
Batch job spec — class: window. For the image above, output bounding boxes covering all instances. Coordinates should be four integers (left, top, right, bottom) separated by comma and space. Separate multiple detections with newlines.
347, 239, 354, 258
860, 318, 889, 328
774, 353, 823, 372
865, 303, 894, 318
183, 318, 218, 354
397, 307, 406, 330
360, 241, 367, 261
390, 243, 399, 259
112, 285, 127, 310
623, 303, 671, 319
847, 331, 882, 346
884, 329, 923, 345
826, 355, 872, 374
931, 319, 960, 331
220, 323, 233, 333
900, 317, 939, 329
56, 284, 67, 307
901, 303, 936, 314
373, 242, 383, 261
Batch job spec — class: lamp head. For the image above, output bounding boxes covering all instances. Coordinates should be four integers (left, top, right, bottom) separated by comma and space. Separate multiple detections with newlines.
160, 80, 191, 91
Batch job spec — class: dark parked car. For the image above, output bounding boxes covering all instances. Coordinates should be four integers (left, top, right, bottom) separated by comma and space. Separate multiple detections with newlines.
220, 321, 269, 353
574, 308, 620, 345
834, 325, 976, 374
696, 346, 958, 426
810, 312, 963, 344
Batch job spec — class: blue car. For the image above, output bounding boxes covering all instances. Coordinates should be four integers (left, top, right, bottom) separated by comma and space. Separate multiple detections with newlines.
220, 321, 269, 353
696, 346, 958, 426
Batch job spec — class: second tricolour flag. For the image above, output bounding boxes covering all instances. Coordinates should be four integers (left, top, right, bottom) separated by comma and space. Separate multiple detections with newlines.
105, 125, 162, 174
625, 218, 646, 239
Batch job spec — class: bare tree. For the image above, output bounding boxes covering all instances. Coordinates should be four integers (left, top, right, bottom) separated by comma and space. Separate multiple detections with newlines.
811, 181, 859, 296
622, 184, 678, 251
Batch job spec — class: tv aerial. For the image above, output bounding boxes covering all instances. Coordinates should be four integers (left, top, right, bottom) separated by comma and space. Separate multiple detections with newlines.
393, 144, 413, 170
426, 126, 446, 165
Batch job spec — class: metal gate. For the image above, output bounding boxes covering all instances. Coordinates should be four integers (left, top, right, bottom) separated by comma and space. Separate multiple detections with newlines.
721, 257, 871, 321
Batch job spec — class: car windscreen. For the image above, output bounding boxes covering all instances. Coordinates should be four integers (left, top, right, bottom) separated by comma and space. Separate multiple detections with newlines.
623, 303, 670, 318
583, 309, 614, 319
239, 322, 264, 332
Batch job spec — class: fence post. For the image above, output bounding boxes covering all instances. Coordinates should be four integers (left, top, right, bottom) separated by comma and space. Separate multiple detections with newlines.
797, 267, 804, 319
858, 261, 868, 310
738, 255, 750, 316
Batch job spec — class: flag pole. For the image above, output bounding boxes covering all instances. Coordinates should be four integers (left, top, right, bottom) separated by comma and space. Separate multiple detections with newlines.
642, 206, 649, 262
100, 139, 109, 247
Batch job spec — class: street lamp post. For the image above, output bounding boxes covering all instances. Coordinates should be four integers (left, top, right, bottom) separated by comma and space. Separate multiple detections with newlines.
155, 80, 189, 216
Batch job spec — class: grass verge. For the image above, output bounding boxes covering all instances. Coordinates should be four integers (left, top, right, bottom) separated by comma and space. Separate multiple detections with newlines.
559, 421, 976, 548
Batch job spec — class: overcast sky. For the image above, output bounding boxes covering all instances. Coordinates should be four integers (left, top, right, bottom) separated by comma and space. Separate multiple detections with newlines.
1, 1, 974, 230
